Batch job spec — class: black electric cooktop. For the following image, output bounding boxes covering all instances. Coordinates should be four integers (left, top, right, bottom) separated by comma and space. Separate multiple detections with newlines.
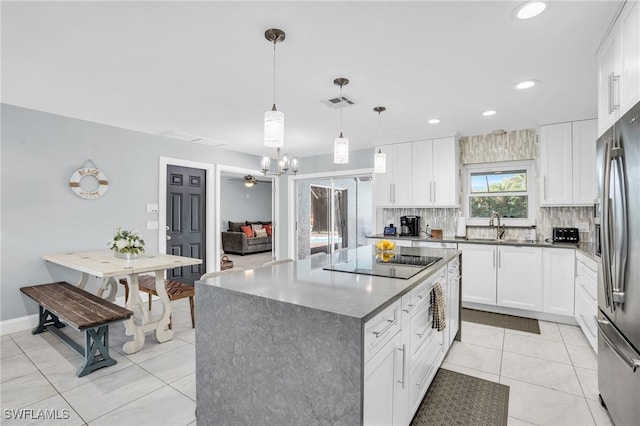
323, 253, 442, 280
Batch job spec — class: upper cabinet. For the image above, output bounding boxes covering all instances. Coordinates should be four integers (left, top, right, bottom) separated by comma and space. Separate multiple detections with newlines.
539, 119, 597, 206
597, 1, 640, 137
374, 136, 459, 208
373, 142, 413, 206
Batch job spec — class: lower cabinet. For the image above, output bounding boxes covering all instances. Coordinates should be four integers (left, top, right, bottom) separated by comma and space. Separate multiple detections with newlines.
575, 252, 598, 353
542, 248, 575, 316
461, 244, 497, 305
447, 257, 461, 346
496, 245, 542, 311
363, 259, 457, 426
363, 332, 404, 426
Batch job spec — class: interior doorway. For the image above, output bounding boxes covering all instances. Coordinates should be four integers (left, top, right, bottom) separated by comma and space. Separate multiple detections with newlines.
295, 175, 372, 260
215, 165, 277, 271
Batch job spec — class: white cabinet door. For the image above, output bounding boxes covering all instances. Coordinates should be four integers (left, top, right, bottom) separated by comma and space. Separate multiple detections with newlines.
542, 248, 575, 316
598, 29, 621, 136
619, 0, 640, 116
539, 123, 573, 206
412, 139, 433, 206
392, 143, 413, 206
363, 332, 403, 426
373, 145, 394, 206
432, 137, 459, 207
461, 244, 497, 305
571, 120, 598, 205
497, 246, 542, 311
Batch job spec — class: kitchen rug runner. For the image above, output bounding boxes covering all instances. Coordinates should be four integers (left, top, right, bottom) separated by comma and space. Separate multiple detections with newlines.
461, 308, 540, 334
410, 368, 509, 426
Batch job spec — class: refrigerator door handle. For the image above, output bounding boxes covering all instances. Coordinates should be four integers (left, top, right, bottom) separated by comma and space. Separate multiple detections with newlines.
597, 319, 640, 373
611, 143, 628, 304
601, 139, 615, 309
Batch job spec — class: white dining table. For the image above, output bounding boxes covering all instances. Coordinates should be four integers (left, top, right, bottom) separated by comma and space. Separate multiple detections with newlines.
43, 250, 202, 354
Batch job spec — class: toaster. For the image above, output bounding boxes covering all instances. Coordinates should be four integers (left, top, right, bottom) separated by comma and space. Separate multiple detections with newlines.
552, 227, 580, 243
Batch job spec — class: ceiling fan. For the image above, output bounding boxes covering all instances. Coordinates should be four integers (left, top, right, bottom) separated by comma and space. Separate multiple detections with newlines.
227, 175, 266, 187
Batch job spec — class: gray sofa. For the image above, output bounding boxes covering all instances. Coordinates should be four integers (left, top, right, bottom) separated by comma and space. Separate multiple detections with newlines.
221, 221, 272, 255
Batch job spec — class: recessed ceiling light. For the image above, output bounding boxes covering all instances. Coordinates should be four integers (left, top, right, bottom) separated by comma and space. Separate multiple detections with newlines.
515, 80, 538, 90
482, 110, 497, 117
514, 1, 547, 20
428, 118, 441, 124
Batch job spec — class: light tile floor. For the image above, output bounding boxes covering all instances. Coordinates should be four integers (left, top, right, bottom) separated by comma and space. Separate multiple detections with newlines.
443, 320, 613, 426
1, 301, 613, 426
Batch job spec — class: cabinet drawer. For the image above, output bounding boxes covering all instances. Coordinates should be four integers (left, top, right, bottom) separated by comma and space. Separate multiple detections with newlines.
409, 331, 443, 411
575, 285, 598, 352
365, 300, 401, 362
577, 262, 598, 300
405, 268, 445, 310
409, 303, 436, 358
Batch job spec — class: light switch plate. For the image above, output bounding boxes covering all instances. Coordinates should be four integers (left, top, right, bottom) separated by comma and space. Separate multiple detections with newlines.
146, 203, 159, 213
147, 221, 159, 230
577, 222, 590, 232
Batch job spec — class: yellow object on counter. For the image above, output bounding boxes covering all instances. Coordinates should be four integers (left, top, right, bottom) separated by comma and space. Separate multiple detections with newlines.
375, 240, 396, 251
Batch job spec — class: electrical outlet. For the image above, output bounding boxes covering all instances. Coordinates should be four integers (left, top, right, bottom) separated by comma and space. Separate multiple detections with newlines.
577, 222, 590, 232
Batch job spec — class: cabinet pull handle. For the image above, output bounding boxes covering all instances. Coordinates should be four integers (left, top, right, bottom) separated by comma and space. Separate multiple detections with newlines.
416, 323, 433, 339
498, 250, 501, 268
402, 304, 415, 313
397, 345, 406, 388
373, 318, 396, 338
543, 175, 547, 200
493, 250, 496, 267
433, 181, 436, 203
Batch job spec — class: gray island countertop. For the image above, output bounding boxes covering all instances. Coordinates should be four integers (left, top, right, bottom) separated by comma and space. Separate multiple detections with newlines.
197, 245, 460, 321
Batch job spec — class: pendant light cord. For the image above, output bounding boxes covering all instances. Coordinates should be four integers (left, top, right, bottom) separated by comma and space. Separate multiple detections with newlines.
272, 41, 277, 110
339, 84, 343, 135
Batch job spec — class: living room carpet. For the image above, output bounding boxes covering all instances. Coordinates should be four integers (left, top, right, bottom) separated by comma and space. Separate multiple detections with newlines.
410, 368, 510, 426
461, 308, 540, 334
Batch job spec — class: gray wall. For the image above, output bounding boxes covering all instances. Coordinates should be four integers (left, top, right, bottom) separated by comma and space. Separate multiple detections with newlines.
220, 178, 272, 230
1, 104, 266, 321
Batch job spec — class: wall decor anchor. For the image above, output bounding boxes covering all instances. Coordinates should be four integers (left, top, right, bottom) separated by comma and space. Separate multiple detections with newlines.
69, 159, 109, 200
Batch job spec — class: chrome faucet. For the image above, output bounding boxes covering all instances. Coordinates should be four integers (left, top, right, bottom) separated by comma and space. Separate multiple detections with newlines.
489, 211, 506, 240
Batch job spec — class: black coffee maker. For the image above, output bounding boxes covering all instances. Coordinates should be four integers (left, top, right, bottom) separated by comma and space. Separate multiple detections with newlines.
400, 215, 420, 236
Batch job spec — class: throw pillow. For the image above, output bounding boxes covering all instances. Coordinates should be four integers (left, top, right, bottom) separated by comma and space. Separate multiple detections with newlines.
255, 228, 268, 238
229, 221, 244, 232
240, 225, 253, 238
251, 224, 262, 236
264, 224, 272, 236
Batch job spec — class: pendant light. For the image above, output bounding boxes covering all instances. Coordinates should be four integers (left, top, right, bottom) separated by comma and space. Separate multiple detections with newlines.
333, 78, 349, 164
264, 29, 285, 148
373, 106, 387, 173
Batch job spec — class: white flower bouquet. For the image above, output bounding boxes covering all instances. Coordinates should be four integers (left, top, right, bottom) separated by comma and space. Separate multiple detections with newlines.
108, 227, 145, 255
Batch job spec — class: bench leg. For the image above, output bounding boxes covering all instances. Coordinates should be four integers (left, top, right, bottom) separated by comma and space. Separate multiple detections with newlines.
32, 306, 66, 334
77, 325, 117, 377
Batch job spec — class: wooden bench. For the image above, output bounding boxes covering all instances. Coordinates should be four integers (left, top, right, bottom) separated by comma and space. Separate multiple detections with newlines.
20, 282, 133, 377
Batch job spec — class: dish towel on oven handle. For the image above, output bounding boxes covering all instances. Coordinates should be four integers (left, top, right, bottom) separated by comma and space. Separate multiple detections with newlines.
431, 282, 446, 332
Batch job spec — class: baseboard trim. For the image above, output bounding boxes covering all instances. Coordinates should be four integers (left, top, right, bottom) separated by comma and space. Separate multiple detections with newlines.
462, 302, 578, 326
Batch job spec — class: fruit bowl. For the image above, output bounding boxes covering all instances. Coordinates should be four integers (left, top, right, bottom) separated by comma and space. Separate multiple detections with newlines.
375, 240, 396, 251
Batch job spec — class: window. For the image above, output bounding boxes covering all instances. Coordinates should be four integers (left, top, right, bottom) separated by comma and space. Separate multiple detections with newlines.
464, 161, 535, 226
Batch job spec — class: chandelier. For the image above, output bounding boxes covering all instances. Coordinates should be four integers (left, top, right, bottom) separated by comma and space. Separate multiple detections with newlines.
261, 148, 299, 176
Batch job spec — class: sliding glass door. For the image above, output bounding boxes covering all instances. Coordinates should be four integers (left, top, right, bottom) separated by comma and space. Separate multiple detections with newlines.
295, 175, 372, 260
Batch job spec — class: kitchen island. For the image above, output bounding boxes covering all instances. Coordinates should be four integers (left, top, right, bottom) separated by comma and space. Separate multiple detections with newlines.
195, 245, 461, 425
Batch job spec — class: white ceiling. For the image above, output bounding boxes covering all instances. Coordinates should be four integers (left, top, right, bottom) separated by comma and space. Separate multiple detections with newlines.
1, 1, 620, 158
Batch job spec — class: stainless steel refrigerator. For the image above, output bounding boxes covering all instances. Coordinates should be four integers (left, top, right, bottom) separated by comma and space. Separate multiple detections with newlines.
596, 100, 640, 426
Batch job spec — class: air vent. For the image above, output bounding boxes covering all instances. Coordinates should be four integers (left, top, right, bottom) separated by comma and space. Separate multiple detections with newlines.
159, 131, 228, 147
323, 95, 357, 109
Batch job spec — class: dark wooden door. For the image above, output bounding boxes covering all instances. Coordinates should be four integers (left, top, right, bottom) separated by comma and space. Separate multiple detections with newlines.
166, 165, 205, 284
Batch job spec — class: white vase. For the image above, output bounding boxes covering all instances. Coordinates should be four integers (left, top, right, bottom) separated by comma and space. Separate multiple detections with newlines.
114, 251, 139, 260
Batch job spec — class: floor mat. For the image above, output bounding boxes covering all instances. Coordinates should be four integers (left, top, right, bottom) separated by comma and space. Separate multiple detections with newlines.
411, 368, 510, 426
462, 307, 540, 334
